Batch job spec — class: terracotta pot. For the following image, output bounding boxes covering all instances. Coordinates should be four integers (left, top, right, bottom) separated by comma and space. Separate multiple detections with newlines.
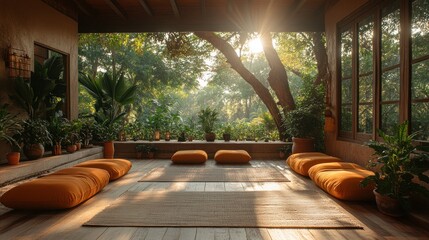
223, 133, 231, 142
165, 131, 170, 141
291, 137, 315, 154
76, 142, 82, 150
104, 141, 115, 159
373, 189, 406, 217
7, 152, 20, 165
187, 136, 193, 142
136, 152, 143, 159
52, 144, 62, 155
23, 143, 45, 160
205, 132, 216, 142
66, 145, 77, 153
324, 116, 335, 132
279, 151, 286, 159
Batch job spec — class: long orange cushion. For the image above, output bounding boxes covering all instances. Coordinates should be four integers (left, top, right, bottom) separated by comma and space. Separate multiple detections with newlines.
74, 159, 132, 181
310, 168, 375, 201
171, 150, 208, 164
308, 162, 367, 180
214, 150, 251, 164
286, 152, 342, 176
0, 167, 109, 210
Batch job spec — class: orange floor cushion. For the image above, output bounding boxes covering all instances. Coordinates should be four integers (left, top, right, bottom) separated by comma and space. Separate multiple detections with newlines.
171, 150, 208, 164
214, 150, 251, 163
74, 159, 132, 181
286, 152, 343, 176
309, 164, 375, 201
308, 162, 366, 179
0, 167, 109, 210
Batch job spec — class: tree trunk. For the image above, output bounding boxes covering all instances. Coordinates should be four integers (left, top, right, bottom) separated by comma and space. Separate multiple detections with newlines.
311, 32, 330, 87
260, 32, 296, 113
194, 32, 286, 138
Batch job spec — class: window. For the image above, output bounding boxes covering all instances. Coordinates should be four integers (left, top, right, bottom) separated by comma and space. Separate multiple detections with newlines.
338, 0, 429, 141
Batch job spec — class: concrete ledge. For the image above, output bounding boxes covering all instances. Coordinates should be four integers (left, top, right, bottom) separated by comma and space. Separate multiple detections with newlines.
0, 147, 103, 187
114, 140, 291, 159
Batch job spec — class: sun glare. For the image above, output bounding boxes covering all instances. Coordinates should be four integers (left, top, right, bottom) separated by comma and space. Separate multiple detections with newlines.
248, 38, 263, 53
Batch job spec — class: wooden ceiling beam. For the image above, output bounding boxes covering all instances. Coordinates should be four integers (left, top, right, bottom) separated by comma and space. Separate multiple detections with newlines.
72, 0, 94, 16
137, 0, 153, 16
169, 0, 180, 17
103, 0, 127, 19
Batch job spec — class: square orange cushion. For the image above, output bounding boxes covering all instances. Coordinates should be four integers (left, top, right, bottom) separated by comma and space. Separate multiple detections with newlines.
310, 167, 375, 201
214, 150, 251, 163
74, 159, 132, 181
286, 152, 342, 176
308, 162, 366, 179
171, 150, 208, 164
0, 167, 109, 210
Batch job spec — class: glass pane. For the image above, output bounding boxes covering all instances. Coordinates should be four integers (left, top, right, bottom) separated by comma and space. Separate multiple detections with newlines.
412, 0, 429, 60
381, 2, 400, 68
358, 16, 374, 74
411, 102, 429, 141
341, 105, 352, 132
381, 104, 399, 134
341, 78, 352, 104
341, 29, 353, 78
359, 75, 373, 103
358, 104, 373, 133
381, 68, 400, 101
411, 59, 429, 100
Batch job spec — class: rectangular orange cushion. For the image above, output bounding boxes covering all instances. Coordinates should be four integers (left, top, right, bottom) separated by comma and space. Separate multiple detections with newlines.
308, 162, 366, 180
310, 167, 375, 201
171, 150, 208, 164
214, 150, 251, 163
286, 152, 342, 176
0, 167, 109, 210
74, 159, 132, 180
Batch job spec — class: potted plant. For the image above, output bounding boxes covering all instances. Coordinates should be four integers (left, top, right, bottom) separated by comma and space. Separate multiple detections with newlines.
222, 123, 232, 142
94, 122, 119, 159
48, 116, 68, 155
79, 118, 94, 148
71, 119, 83, 150
0, 104, 23, 165
361, 121, 429, 217
135, 144, 144, 159
198, 107, 219, 142
278, 145, 291, 159
20, 119, 52, 160
144, 144, 157, 159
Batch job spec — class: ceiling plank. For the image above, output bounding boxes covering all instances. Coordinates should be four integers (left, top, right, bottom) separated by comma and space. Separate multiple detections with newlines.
169, 0, 180, 17
103, 0, 127, 19
72, 0, 93, 16
137, 0, 153, 16
200, 0, 206, 16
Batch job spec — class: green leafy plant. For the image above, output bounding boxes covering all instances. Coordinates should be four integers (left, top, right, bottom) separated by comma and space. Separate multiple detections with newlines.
361, 121, 429, 208
0, 104, 22, 151
47, 116, 68, 146
19, 119, 52, 146
198, 107, 219, 134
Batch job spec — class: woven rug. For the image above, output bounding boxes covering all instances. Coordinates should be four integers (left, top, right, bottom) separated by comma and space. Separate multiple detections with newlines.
139, 167, 290, 182
84, 190, 363, 228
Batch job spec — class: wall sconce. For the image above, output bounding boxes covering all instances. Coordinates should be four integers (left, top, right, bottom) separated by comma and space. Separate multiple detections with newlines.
7, 46, 31, 79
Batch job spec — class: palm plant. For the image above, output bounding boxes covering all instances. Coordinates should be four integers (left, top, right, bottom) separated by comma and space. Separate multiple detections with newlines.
198, 107, 219, 142
0, 104, 22, 151
79, 72, 137, 125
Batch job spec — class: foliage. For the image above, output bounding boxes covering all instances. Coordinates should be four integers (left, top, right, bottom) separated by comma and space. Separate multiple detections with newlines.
0, 104, 22, 150
284, 80, 325, 148
198, 107, 219, 134
47, 116, 68, 145
19, 119, 52, 146
91, 122, 120, 142
361, 121, 429, 208
79, 118, 94, 145
12, 56, 65, 119
79, 72, 136, 126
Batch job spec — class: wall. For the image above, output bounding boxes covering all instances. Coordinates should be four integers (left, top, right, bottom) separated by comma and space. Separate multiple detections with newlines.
324, 0, 372, 166
0, 0, 78, 163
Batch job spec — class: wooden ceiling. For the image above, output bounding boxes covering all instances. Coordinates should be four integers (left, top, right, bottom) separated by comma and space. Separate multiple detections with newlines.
70, 0, 328, 33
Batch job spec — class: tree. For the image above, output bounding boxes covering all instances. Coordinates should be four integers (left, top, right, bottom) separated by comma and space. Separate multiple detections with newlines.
194, 32, 329, 139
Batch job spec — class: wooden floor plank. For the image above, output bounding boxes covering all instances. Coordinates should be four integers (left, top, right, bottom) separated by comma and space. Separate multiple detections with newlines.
245, 228, 272, 240
0, 159, 428, 240
178, 228, 197, 240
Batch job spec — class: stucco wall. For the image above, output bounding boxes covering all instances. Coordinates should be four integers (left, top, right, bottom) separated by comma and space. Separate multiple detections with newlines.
324, 0, 373, 167
0, 0, 78, 163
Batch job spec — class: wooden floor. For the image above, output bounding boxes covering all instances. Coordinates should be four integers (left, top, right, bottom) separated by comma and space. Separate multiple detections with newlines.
0, 159, 428, 240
